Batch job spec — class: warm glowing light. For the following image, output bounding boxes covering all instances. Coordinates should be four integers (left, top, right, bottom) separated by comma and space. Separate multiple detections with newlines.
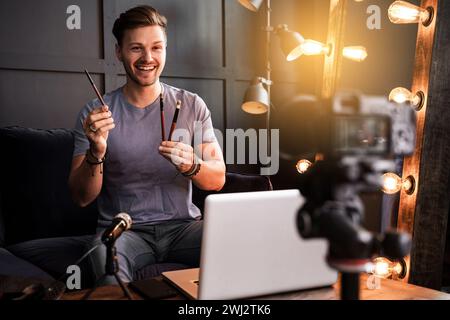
343, 46, 368, 62
382, 173, 403, 194
296, 159, 312, 174
276, 24, 305, 62
372, 258, 390, 277
286, 45, 304, 62
381, 173, 415, 195
369, 257, 406, 279
388, 1, 432, 25
300, 40, 329, 56
389, 87, 412, 104
389, 87, 423, 110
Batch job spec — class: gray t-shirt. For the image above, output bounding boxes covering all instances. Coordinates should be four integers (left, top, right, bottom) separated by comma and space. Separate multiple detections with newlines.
73, 83, 218, 227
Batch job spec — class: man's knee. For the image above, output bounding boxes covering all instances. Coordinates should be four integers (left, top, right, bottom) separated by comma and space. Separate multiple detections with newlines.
185, 220, 203, 245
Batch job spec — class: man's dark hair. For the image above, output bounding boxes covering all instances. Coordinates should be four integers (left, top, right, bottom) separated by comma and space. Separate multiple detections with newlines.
112, 5, 167, 46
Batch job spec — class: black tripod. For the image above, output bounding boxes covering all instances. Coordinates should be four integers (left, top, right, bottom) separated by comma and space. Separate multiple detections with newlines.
297, 180, 411, 300
327, 258, 372, 300
82, 241, 133, 300
298, 199, 413, 300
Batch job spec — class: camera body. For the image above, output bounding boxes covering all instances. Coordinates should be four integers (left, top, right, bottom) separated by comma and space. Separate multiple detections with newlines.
329, 114, 391, 157
298, 111, 396, 203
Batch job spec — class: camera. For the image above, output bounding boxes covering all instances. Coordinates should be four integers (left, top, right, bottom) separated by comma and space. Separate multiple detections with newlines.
277, 92, 415, 162
286, 95, 412, 299
330, 114, 391, 157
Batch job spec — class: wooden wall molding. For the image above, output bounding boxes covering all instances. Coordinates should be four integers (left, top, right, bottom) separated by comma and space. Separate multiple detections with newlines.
397, 0, 450, 290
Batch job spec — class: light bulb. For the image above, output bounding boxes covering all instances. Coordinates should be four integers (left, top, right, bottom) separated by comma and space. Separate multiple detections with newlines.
296, 159, 312, 174
382, 173, 415, 195
389, 87, 412, 104
343, 46, 368, 62
300, 40, 330, 56
389, 87, 424, 110
369, 257, 407, 279
388, 1, 433, 26
382, 172, 402, 194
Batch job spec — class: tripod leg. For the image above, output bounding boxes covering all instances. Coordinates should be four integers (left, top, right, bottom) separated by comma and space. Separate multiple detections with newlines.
81, 273, 107, 300
114, 273, 133, 300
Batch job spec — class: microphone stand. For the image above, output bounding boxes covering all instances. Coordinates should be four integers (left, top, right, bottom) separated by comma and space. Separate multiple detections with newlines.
82, 239, 133, 300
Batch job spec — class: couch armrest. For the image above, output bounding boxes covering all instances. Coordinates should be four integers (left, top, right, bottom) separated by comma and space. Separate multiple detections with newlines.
192, 172, 273, 213
0, 126, 98, 246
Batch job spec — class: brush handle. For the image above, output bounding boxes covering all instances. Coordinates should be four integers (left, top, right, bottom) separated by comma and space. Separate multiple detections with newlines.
169, 100, 181, 141
160, 94, 165, 141
168, 105, 181, 141
84, 69, 106, 106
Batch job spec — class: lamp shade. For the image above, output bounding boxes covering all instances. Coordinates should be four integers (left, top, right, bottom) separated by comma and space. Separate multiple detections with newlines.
237, 0, 264, 12
276, 25, 305, 61
241, 78, 269, 114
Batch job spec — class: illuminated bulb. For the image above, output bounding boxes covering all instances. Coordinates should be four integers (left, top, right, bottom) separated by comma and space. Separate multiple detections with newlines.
389, 87, 424, 110
388, 1, 433, 25
300, 40, 330, 56
296, 159, 312, 174
389, 87, 411, 104
381, 173, 415, 195
343, 46, 368, 62
382, 172, 402, 194
369, 257, 407, 279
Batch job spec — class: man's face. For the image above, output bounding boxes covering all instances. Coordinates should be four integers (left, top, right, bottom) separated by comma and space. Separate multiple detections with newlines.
116, 25, 166, 87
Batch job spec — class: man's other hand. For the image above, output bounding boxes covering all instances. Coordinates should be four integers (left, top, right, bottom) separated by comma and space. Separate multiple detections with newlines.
158, 141, 196, 173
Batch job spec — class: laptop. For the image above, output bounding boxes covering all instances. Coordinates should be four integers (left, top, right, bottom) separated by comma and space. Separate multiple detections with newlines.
162, 189, 337, 300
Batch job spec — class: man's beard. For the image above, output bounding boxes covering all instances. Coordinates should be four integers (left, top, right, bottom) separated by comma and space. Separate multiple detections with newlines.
123, 62, 158, 87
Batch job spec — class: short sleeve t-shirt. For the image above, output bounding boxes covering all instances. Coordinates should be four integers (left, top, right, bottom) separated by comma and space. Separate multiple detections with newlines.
73, 83, 218, 227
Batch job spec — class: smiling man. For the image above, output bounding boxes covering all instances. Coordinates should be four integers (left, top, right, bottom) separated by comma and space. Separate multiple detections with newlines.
68, 5, 225, 285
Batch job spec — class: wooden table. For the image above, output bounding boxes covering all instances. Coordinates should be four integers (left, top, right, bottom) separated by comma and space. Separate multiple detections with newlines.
61, 274, 450, 300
